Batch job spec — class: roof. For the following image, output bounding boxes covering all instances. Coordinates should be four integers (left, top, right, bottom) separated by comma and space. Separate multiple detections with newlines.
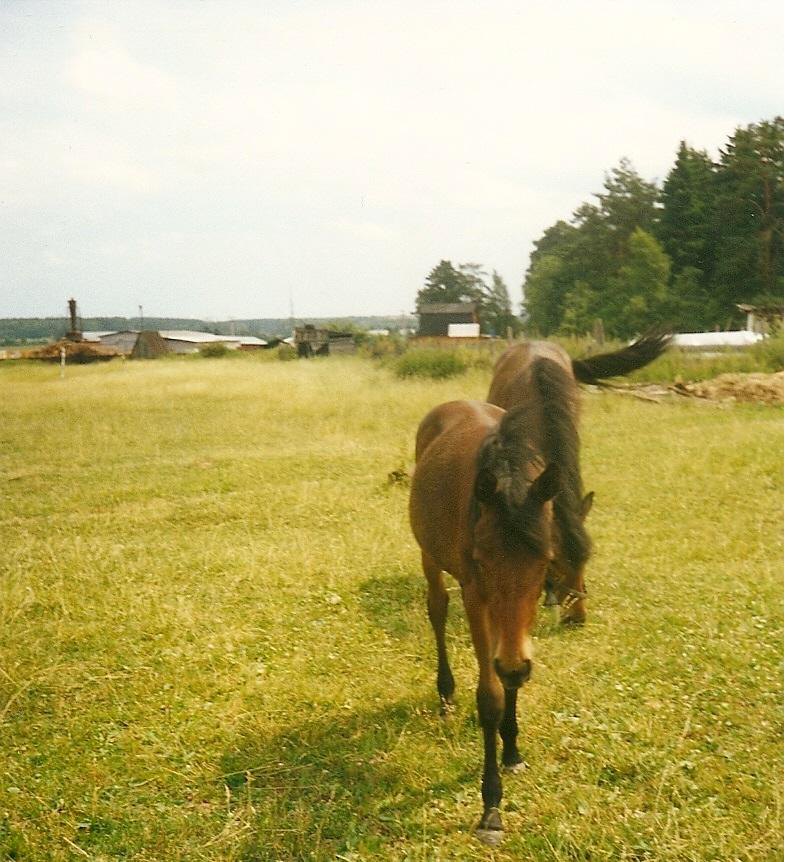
82, 330, 119, 341
159, 330, 228, 343
417, 302, 477, 314
672, 331, 765, 347
157, 330, 265, 346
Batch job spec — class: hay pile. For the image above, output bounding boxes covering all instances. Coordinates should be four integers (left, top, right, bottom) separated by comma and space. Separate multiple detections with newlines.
674, 372, 784, 405
24, 340, 121, 363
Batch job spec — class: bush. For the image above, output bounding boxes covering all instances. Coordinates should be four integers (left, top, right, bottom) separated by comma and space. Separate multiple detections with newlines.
750, 325, 784, 372
277, 343, 297, 361
394, 349, 468, 379
199, 342, 230, 358
363, 334, 408, 360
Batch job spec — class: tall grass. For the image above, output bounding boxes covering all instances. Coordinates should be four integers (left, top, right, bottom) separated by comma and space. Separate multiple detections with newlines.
0, 356, 782, 860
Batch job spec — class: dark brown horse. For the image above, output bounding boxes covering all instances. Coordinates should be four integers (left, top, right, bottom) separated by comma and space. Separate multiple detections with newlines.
409, 395, 566, 843
487, 333, 671, 623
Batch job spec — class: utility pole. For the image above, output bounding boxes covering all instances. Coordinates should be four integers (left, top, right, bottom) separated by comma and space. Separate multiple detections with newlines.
139, 305, 144, 330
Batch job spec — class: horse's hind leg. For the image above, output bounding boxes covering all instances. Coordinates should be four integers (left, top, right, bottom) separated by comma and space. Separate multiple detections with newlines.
422, 551, 455, 713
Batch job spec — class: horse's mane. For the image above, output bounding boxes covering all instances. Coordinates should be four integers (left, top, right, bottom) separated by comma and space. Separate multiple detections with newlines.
475, 402, 553, 557
476, 358, 591, 567
530, 358, 591, 568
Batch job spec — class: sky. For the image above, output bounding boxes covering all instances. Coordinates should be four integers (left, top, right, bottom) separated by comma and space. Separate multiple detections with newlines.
1, 0, 783, 321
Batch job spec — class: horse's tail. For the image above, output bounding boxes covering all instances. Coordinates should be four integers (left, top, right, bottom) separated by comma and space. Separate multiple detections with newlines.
531, 358, 591, 569
572, 332, 672, 385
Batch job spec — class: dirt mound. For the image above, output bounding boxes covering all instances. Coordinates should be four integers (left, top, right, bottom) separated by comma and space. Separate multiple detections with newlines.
675, 372, 783, 405
24, 340, 121, 363
610, 372, 784, 406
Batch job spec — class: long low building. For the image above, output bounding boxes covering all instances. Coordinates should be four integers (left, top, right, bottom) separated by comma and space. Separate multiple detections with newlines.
84, 329, 267, 354
158, 330, 267, 353
672, 331, 764, 348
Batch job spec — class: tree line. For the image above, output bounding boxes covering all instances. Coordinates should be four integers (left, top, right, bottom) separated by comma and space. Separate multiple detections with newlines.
419, 117, 783, 339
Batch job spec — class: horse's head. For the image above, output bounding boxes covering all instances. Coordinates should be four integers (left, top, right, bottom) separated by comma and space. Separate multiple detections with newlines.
472, 456, 560, 689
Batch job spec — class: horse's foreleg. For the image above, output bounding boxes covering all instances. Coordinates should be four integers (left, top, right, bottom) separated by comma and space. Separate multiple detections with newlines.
500, 687, 524, 770
463, 584, 505, 843
422, 552, 455, 713
476, 681, 504, 840
558, 570, 587, 626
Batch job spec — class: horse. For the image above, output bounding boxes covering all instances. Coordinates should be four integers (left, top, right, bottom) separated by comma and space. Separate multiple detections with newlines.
409, 383, 576, 843
486, 333, 671, 623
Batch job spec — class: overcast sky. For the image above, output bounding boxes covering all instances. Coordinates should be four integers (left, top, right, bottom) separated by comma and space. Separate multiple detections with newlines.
1, 1, 782, 320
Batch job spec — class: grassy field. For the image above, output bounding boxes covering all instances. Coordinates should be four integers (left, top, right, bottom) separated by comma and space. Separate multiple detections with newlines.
0, 355, 782, 861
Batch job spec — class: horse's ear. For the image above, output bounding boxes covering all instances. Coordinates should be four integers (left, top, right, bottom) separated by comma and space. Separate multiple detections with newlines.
474, 468, 498, 504
527, 462, 561, 507
581, 491, 594, 519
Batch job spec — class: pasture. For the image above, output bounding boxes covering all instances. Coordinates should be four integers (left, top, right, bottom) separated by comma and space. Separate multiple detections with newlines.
0, 355, 782, 861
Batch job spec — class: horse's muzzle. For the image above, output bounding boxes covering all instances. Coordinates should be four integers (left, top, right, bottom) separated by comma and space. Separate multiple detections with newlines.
493, 658, 531, 689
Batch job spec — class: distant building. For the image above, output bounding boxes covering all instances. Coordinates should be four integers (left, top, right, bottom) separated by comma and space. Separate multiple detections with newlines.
83, 330, 139, 354
416, 302, 478, 336
294, 325, 356, 357
672, 331, 764, 348
157, 331, 267, 354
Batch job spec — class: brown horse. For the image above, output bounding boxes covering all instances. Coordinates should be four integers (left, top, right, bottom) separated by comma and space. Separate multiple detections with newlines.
409, 397, 565, 843
487, 333, 671, 623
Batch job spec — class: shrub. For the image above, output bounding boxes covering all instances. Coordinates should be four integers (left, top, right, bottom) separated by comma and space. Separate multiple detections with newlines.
363, 334, 408, 360
277, 343, 297, 361
199, 342, 230, 358
394, 349, 468, 379
750, 325, 784, 372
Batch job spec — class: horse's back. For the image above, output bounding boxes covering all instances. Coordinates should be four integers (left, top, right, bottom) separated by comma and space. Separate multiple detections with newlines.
488, 340, 574, 410
410, 400, 503, 579
415, 400, 502, 461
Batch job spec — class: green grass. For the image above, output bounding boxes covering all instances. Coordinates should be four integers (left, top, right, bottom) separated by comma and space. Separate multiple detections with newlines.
0, 356, 782, 861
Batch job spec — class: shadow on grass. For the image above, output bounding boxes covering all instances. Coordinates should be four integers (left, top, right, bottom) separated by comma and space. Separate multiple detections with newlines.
356, 571, 426, 640
221, 698, 478, 861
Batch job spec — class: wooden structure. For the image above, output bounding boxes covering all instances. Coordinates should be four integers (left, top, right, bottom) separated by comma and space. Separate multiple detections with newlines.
416, 302, 478, 336
294, 326, 356, 357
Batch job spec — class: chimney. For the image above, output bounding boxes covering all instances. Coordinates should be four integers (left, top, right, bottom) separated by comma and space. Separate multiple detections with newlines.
66, 298, 83, 342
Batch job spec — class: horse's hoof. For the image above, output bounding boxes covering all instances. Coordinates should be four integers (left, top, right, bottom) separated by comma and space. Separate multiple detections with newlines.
475, 827, 504, 846
503, 760, 527, 774
439, 698, 455, 717
560, 615, 586, 627
476, 806, 502, 843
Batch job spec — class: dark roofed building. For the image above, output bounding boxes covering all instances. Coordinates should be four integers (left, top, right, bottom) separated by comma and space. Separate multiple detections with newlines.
416, 302, 478, 336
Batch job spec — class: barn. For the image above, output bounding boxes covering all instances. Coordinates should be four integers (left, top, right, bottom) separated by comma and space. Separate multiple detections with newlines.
416, 302, 478, 336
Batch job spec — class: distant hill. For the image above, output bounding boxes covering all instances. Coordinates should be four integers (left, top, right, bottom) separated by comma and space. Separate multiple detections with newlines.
0, 315, 417, 345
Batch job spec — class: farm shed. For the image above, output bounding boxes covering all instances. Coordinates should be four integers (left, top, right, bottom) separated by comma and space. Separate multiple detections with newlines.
294, 326, 356, 357
417, 302, 478, 336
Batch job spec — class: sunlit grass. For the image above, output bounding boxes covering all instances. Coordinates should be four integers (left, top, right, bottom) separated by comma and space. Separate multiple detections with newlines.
0, 356, 782, 860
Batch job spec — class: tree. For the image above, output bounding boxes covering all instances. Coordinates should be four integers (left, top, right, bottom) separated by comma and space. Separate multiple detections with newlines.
606, 228, 671, 335
712, 117, 784, 311
418, 261, 520, 335
484, 271, 521, 336
522, 159, 661, 337
417, 260, 483, 306
594, 158, 661, 260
